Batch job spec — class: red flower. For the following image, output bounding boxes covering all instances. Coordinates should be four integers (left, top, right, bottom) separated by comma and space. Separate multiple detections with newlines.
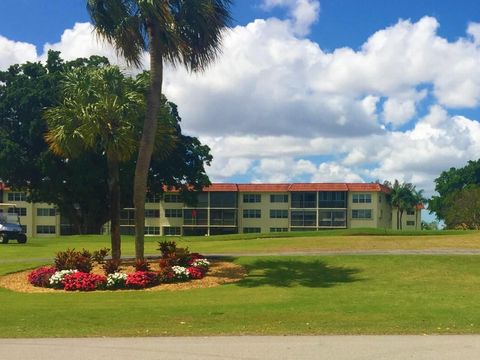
126, 271, 159, 289
63, 272, 106, 291
187, 266, 205, 279
28, 267, 57, 287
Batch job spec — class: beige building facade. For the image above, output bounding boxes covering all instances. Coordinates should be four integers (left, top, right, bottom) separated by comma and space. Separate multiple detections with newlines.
0, 182, 422, 238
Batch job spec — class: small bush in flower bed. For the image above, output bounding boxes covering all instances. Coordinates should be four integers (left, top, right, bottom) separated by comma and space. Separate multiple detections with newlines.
28, 266, 57, 287
27, 243, 211, 291
126, 271, 159, 289
63, 272, 106, 291
187, 266, 205, 279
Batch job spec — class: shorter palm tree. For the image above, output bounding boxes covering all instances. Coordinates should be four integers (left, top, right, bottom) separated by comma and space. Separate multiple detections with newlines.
386, 180, 425, 230
44, 65, 143, 260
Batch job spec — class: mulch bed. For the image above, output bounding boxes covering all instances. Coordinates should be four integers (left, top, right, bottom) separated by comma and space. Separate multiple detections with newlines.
0, 260, 247, 293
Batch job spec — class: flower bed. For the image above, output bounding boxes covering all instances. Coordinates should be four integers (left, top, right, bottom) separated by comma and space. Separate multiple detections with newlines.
26, 242, 212, 292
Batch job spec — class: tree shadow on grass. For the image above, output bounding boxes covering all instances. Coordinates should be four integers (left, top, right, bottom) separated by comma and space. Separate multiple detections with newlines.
237, 259, 362, 288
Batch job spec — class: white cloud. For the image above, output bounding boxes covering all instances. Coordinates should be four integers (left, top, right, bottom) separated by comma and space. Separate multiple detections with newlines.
262, 0, 320, 36
0, 35, 37, 70
1, 13, 480, 198
382, 89, 427, 127
467, 22, 480, 45
311, 163, 364, 183
41, 22, 145, 72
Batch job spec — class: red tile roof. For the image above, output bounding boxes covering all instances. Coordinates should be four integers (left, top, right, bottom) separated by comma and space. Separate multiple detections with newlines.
203, 183, 238, 192
347, 183, 391, 193
162, 183, 390, 193
237, 183, 290, 192
288, 183, 349, 191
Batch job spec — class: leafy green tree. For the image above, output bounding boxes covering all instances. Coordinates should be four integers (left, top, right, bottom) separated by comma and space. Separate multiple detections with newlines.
0, 51, 113, 233
442, 186, 480, 229
87, 0, 232, 260
429, 160, 480, 222
0, 53, 212, 240
44, 65, 144, 260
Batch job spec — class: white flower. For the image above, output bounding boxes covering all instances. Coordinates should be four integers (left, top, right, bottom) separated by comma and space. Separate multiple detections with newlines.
172, 266, 190, 279
192, 259, 210, 268
49, 269, 77, 286
106, 272, 127, 288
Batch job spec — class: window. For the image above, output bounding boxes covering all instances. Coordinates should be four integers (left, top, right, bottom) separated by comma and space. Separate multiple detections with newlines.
210, 192, 237, 207
290, 210, 316, 226
37, 225, 56, 234
165, 209, 182, 218
188, 193, 208, 208
352, 209, 372, 219
163, 226, 181, 236
144, 226, 160, 235
406, 209, 415, 215
291, 192, 317, 208
7, 192, 27, 202
319, 191, 347, 208
243, 194, 261, 203
183, 209, 208, 225
8, 207, 26, 216
243, 227, 261, 233
164, 194, 182, 203
319, 210, 346, 227
37, 208, 56, 216
270, 227, 288, 232
270, 194, 288, 203
210, 209, 236, 226
270, 209, 288, 219
145, 209, 160, 218
406, 221, 415, 226
146, 193, 161, 203
352, 194, 372, 203
120, 209, 135, 226
243, 209, 261, 218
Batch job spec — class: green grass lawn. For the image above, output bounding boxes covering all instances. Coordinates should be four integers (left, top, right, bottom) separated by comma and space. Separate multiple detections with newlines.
1, 255, 480, 337
1, 229, 479, 261
1, 231, 480, 337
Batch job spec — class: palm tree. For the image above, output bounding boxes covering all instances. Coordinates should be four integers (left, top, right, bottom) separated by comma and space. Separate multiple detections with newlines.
411, 189, 426, 230
87, 0, 232, 260
44, 65, 143, 260
386, 180, 424, 230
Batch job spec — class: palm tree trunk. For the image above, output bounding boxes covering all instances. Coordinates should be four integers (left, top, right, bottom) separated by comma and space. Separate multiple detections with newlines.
108, 156, 121, 261
396, 208, 400, 230
399, 210, 403, 230
133, 25, 164, 260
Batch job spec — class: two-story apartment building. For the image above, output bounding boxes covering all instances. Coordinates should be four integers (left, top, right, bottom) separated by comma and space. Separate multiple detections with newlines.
0, 182, 422, 237
133, 182, 421, 236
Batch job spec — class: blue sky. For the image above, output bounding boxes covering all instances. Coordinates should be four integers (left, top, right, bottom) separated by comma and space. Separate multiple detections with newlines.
1, 1, 478, 52
1, 1, 480, 224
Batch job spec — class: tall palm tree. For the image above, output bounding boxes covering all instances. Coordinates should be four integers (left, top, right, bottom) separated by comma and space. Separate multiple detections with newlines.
87, 0, 232, 260
44, 66, 143, 260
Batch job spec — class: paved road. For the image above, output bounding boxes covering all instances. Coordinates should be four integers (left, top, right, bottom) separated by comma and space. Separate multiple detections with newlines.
1, 336, 480, 359
3, 248, 480, 264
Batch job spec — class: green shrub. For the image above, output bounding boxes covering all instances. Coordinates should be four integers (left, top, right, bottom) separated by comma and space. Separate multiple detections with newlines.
103, 259, 121, 275
134, 259, 151, 272
157, 241, 177, 258
54, 248, 93, 273
92, 248, 110, 263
